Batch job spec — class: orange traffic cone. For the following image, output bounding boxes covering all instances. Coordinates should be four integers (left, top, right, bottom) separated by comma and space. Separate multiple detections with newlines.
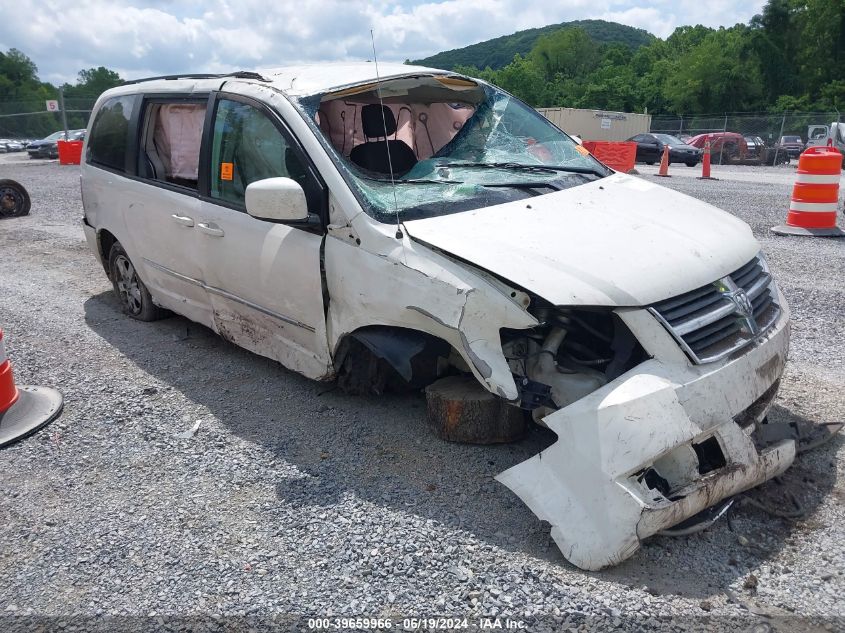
698, 140, 717, 180
656, 145, 670, 177
772, 146, 845, 237
0, 328, 63, 447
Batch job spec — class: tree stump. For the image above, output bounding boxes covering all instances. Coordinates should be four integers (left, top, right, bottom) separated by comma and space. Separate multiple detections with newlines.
424, 375, 527, 444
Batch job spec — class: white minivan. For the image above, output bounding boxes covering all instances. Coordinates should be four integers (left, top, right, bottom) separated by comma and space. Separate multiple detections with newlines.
81, 63, 794, 570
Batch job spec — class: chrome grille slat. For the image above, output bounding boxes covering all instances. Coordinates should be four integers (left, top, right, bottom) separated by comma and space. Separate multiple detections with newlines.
654, 285, 719, 314
650, 254, 781, 364
660, 292, 727, 323
745, 273, 771, 300
733, 262, 762, 289
683, 314, 740, 344
672, 300, 736, 336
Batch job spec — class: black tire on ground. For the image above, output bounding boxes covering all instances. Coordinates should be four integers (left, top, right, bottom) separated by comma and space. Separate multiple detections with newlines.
645, 161, 655, 165
0, 179, 32, 217
108, 242, 169, 321
685, 161, 698, 167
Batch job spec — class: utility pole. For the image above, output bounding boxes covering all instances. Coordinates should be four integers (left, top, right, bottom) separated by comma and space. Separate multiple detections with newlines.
57, 87, 69, 139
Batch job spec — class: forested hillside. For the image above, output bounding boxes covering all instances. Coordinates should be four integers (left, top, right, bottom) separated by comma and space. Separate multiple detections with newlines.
410, 19, 655, 70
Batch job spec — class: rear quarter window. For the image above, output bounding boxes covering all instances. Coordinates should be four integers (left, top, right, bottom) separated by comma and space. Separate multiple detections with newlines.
87, 96, 135, 172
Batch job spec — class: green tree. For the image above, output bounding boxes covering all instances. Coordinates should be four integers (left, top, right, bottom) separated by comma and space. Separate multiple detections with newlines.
531, 27, 600, 80
663, 26, 765, 113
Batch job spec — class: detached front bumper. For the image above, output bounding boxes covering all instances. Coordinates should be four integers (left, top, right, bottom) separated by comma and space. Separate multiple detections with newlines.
497, 305, 792, 571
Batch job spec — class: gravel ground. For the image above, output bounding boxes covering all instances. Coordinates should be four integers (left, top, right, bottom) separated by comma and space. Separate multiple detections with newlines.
0, 158, 843, 632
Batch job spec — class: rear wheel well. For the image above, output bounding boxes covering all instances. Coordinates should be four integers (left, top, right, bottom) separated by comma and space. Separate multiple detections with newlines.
98, 229, 118, 277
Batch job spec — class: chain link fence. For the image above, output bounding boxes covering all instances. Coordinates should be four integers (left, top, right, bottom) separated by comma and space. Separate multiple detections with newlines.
0, 97, 95, 141
650, 111, 842, 165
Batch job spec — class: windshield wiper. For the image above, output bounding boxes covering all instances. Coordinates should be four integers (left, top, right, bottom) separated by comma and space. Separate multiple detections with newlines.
481, 181, 563, 192
363, 176, 464, 185
437, 161, 608, 177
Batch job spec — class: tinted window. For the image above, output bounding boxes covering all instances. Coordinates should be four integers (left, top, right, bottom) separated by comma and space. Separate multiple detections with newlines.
210, 99, 313, 208
654, 134, 683, 145
87, 96, 134, 171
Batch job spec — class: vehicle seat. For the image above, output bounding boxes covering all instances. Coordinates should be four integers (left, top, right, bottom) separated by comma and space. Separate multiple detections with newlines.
349, 104, 417, 175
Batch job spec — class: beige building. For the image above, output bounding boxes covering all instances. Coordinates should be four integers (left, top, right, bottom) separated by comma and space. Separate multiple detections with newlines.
537, 107, 651, 142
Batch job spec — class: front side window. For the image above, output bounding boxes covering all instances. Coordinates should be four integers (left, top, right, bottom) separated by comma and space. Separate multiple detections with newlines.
210, 99, 312, 208
87, 95, 134, 171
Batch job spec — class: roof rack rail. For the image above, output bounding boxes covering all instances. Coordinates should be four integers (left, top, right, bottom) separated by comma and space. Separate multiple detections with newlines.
122, 71, 269, 86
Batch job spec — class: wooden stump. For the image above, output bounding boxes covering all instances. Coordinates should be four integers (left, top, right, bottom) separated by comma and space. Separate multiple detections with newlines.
424, 375, 526, 444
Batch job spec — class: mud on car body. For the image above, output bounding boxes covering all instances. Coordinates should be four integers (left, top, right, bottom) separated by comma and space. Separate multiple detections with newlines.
80, 63, 794, 570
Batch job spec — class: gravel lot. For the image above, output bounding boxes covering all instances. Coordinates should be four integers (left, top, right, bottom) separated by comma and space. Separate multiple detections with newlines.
0, 157, 843, 632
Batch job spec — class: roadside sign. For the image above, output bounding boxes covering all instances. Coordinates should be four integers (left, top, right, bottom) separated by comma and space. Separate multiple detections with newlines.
46, 100, 59, 112
601, 118, 612, 130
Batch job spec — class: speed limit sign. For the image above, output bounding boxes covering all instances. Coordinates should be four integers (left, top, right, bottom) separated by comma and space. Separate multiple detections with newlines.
45, 100, 59, 112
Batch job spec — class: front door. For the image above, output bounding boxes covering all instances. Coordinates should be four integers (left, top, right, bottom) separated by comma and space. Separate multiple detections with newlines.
197, 95, 331, 379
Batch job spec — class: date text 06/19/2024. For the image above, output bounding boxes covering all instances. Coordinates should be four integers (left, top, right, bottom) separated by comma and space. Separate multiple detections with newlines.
306, 617, 528, 630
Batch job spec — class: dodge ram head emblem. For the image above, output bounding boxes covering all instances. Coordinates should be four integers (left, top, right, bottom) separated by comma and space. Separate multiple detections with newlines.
718, 277, 759, 336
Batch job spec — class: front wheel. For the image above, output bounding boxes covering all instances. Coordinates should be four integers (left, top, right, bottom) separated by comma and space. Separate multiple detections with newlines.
108, 243, 168, 321
685, 161, 698, 167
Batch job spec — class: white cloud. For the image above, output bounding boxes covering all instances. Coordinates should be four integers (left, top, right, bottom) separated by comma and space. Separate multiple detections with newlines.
0, 0, 767, 84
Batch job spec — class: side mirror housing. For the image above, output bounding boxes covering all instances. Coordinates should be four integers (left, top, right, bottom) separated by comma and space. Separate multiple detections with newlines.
245, 177, 308, 222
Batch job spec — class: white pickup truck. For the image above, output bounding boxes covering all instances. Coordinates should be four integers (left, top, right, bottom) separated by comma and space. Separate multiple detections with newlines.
807, 121, 845, 163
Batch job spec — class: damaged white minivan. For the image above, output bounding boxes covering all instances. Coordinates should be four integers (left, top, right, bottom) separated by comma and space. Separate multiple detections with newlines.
81, 63, 794, 571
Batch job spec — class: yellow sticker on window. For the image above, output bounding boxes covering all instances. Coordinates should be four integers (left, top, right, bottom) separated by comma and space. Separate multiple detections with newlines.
575, 144, 590, 156
220, 162, 234, 181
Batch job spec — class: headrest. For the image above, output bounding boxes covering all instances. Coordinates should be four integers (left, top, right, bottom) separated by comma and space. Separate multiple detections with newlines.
361, 104, 396, 138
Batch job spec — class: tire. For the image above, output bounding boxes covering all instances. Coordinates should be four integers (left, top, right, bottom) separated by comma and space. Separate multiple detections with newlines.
645, 161, 655, 166
685, 161, 697, 167
0, 179, 31, 218
108, 242, 168, 321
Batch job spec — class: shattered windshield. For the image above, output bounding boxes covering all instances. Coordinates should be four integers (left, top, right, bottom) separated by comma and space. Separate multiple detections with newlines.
297, 77, 609, 223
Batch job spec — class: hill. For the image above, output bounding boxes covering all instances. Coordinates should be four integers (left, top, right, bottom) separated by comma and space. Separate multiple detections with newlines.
410, 19, 656, 71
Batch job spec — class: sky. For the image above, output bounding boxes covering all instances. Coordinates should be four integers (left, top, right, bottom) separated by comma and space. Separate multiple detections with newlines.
2, 0, 767, 85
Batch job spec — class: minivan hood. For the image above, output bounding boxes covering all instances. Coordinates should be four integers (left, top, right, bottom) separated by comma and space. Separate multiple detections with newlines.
404, 173, 759, 307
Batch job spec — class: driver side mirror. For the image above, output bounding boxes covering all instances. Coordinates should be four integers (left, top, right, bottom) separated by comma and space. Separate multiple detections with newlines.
245, 177, 309, 222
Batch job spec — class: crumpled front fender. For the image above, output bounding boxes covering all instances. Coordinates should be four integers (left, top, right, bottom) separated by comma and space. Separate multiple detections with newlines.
496, 310, 793, 571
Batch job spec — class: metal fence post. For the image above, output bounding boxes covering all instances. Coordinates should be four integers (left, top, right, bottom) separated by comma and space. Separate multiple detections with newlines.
58, 87, 69, 140
719, 114, 728, 165
773, 113, 786, 166
679, 115, 683, 137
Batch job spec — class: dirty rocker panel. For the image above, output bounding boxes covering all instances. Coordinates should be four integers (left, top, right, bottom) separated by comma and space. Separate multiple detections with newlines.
141, 258, 316, 333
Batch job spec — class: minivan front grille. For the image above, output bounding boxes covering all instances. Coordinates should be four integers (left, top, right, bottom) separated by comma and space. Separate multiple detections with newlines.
649, 255, 781, 364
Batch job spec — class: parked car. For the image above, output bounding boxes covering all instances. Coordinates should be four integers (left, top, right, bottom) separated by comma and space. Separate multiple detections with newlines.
26, 129, 85, 159
628, 133, 701, 166
806, 122, 845, 165
739, 135, 789, 166
81, 64, 793, 572
687, 132, 749, 163
776, 135, 804, 158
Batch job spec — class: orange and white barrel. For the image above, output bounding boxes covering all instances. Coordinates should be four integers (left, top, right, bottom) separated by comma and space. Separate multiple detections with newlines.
773, 146, 844, 237
0, 329, 20, 413
0, 327, 63, 447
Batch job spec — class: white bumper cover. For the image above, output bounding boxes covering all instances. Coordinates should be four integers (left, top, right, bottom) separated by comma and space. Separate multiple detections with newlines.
497, 310, 793, 571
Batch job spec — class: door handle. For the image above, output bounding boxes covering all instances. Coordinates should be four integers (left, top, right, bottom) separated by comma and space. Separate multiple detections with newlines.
197, 222, 225, 237
171, 214, 195, 227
